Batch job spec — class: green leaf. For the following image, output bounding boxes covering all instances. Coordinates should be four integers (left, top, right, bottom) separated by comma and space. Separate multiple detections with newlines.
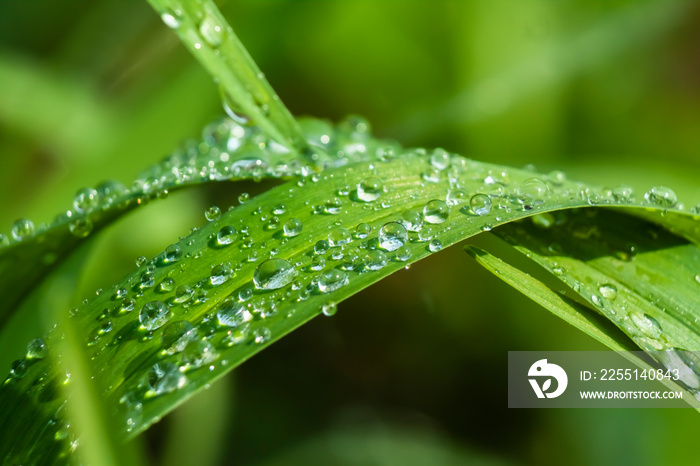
3, 1, 700, 464
0, 114, 392, 327
3, 131, 699, 463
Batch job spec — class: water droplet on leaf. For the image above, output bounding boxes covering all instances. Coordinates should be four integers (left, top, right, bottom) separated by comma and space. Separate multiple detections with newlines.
644, 186, 677, 208
378, 222, 408, 251
423, 200, 449, 224
11, 218, 34, 241
469, 194, 492, 216
318, 268, 349, 293
357, 177, 384, 202
253, 259, 297, 290
139, 301, 172, 331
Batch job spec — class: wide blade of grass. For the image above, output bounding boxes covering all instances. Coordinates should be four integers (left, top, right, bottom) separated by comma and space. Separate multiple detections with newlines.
2, 1, 699, 464
2, 133, 699, 463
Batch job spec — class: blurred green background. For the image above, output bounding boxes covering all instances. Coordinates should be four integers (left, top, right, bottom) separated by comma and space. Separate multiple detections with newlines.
1, 1, 700, 465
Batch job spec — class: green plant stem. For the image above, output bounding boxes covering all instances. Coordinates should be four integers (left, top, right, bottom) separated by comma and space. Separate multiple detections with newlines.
147, 0, 310, 155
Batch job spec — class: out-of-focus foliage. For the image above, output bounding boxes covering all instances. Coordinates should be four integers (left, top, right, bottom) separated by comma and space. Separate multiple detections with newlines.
1, 1, 699, 465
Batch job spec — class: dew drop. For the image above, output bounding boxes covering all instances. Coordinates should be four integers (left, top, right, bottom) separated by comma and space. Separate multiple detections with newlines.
148, 362, 185, 395
253, 327, 271, 344
253, 259, 297, 290
322, 302, 337, 317
356, 177, 384, 202
183, 340, 218, 368
365, 250, 388, 270
216, 225, 237, 245
355, 223, 372, 239
378, 222, 408, 251
27, 338, 47, 359
162, 321, 198, 353
314, 240, 330, 255
173, 285, 194, 304
160, 11, 181, 29
516, 178, 549, 206
11, 218, 34, 241
69, 218, 93, 238
158, 277, 175, 293
446, 189, 468, 206
210, 263, 234, 286
469, 194, 492, 216
318, 268, 349, 293
328, 227, 352, 247
428, 239, 443, 252
418, 227, 434, 242
283, 218, 303, 237
140, 272, 155, 289
324, 197, 343, 214
223, 324, 250, 346
629, 312, 662, 339
73, 188, 99, 213
400, 210, 423, 232
205, 205, 221, 221
238, 287, 253, 302
163, 244, 182, 263
199, 16, 225, 48
139, 301, 172, 331
217, 301, 252, 327
396, 246, 412, 262
644, 186, 677, 208
599, 284, 618, 300
429, 148, 450, 170
310, 256, 326, 271
612, 186, 634, 203
10, 359, 26, 378
423, 200, 449, 224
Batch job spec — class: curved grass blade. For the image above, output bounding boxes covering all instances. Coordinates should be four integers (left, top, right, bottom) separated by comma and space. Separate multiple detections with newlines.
2, 141, 699, 464
0, 115, 390, 327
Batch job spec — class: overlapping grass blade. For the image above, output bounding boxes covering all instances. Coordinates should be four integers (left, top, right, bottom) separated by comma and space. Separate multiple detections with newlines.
464, 245, 637, 352
484, 209, 700, 395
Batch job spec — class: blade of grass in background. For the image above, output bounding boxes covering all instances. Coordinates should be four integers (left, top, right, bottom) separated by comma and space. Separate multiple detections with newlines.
146, 0, 310, 154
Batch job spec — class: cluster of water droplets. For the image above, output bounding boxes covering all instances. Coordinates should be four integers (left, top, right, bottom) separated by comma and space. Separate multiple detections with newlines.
2, 111, 698, 444
0, 114, 401, 256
